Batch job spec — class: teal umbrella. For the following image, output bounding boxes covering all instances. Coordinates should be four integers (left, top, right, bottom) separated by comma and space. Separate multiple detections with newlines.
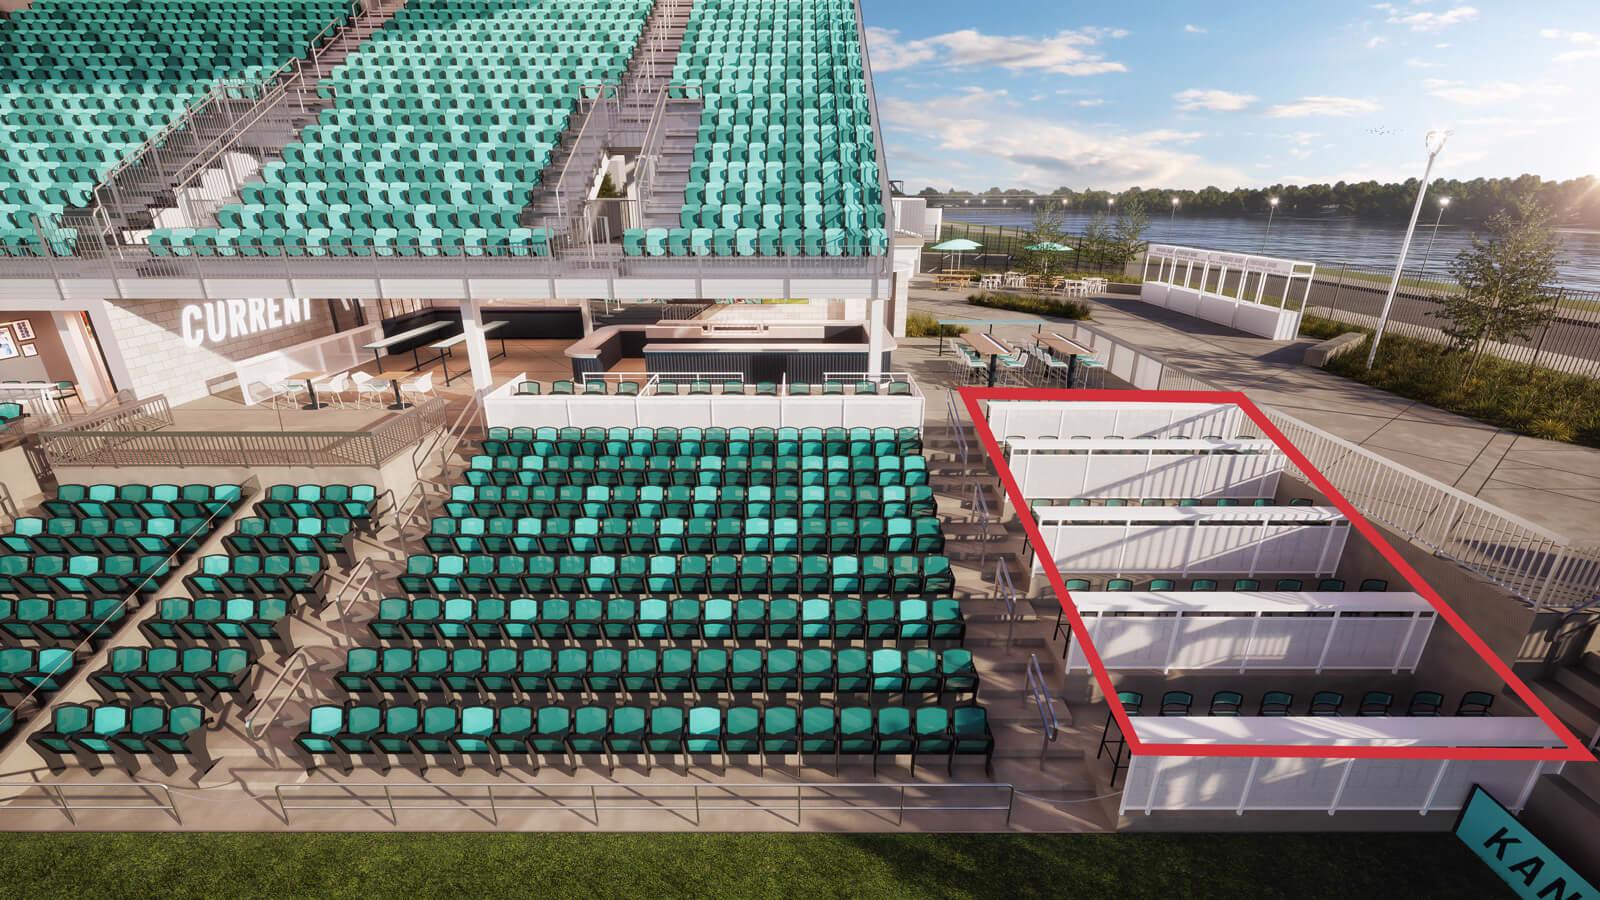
929, 237, 982, 271
1024, 241, 1074, 275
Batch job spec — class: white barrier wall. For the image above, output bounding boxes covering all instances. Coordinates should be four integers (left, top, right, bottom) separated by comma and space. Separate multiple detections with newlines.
987, 401, 1254, 443
1063, 591, 1434, 673
485, 374, 927, 431
1033, 506, 1348, 576
1139, 244, 1313, 341
1007, 438, 1283, 500
1120, 717, 1561, 815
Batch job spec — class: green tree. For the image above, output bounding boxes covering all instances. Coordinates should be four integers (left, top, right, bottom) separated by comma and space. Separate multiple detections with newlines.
1436, 196, 1561, 382
1110, 195, 1151, 269
1019, 200, 1070, 275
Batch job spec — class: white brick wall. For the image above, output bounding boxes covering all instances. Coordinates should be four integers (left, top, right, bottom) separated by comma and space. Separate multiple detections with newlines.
104, 299, 339, 405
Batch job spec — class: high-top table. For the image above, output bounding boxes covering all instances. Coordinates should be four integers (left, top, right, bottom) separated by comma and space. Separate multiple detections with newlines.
1035, 331, 1096, 388
285, 370, 331, 410
362, 320, 452, 372
430, 320, 508, 385
961, 331, 1014, 388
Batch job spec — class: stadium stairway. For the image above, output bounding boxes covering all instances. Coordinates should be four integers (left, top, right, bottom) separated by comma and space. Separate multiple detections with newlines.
118, 0, 412, 235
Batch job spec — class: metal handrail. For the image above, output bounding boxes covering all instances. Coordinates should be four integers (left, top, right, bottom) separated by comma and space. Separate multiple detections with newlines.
551, 89, 618, 219
849, 0, 897, 278
946, 391, 970, 466
273, 781, 1018, 827
244, 649, 315, 740
0, 782, 179, 825
1025, 653, 1061, 766
995, 557, 1018, 646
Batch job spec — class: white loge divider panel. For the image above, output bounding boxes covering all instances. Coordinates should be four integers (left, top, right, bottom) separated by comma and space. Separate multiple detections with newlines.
1062, 591, 1434, 673
1006, 438, 1283, 500
1032, 506, 1348, 576
484, 374, 926, 430
987, 400, 1254, 444
1119, 717, 1561, 815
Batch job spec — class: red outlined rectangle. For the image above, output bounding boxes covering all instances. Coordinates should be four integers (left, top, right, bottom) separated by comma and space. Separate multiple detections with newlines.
960, 386, 1593, 762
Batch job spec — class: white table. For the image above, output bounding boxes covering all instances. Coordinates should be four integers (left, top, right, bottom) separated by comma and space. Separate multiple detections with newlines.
431, 320, 508, 385
362, 320, 452, 372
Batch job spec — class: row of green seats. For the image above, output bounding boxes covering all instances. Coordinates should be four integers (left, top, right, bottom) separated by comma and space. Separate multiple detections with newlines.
471, 450, 925, 472
222, 200, 533, 228
141, 597, 289, 647
483, 424, 920, 445
45, 483, 241, 518
4, 516, 217, 556
184, 554, 324, 598
29, 702, 211, 775
90, 647, 252, 703
443, 484, 936, 519
0, 647, 75, 692
296, 702, 992, 776
149, 226, 551, 256
0, 554, 170, 596
622, 226, 887, 257
396, 553, 956, 596
225, 516, 357, 563
455, 460, 924, 490
0, 596, 129, 643
370, 595, 964, 643
421, 516, 943, 556
336, 646, 976, 698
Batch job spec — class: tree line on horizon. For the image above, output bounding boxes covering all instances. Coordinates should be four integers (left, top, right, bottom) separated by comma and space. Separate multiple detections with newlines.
914, 174, 1600, 225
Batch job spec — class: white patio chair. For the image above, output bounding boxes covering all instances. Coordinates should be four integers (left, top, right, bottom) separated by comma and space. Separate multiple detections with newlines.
400, 371, 436, 403
275, 379, 307, 409
316, 371, 351, 408
351, 371, 391, 408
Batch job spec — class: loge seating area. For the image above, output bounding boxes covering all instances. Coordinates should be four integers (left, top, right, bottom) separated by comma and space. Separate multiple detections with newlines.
0, 0, 352, 256
296, 420, 990, 777
0, 482, 243, 751
152, 0, 653, 257
623, 0, 887, 258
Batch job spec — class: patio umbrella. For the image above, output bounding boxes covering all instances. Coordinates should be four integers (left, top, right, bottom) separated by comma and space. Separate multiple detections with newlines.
1024, 241, 1074, 275
929, 237, 981, 271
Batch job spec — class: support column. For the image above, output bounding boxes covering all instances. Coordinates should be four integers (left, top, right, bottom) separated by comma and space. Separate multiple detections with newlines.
83, 300, 134, 397
579, 299, 595, 336
460, 297, 494, 391
52, 311, 112, 406
866, 297, 886, 377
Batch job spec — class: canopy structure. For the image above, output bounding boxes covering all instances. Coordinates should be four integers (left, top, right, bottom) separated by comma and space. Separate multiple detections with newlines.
1024, 240, 1074, 275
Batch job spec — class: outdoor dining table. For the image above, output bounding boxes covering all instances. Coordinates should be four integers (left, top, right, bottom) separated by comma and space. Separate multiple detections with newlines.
285, 370, 331, 410
362, 320, 452, 372
979, 274, 1003, 289
961, 331, 1015, 388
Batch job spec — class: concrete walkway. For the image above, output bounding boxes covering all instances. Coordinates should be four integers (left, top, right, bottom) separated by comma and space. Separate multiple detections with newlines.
906, 284, 1600, 544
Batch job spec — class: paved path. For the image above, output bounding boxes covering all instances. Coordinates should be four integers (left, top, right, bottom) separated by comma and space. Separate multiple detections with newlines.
905, 284, 1600, 544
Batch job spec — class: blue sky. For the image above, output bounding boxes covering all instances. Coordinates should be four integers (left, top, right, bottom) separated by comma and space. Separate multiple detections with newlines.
861, 0, 1600, 191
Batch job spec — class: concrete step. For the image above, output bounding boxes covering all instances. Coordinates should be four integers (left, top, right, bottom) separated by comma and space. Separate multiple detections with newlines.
1518, 774, 1600, 883
1584, 652, 1600, 678
1555, 664, 1600, 713
1532, 680, 1600, 740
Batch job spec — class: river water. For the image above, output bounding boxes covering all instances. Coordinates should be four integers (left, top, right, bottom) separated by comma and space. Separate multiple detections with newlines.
940, 208, 1600, 292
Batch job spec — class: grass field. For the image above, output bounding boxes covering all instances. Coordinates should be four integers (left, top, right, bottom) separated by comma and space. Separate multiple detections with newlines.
0, 832, 1504, 899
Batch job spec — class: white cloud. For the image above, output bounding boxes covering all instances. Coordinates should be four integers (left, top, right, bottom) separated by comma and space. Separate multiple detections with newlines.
1173, 88, 1258, 111
1265, 96, 1381, 118
1422, 78, 1566, 105
865, 26, 1129, 76
1077, 98, 1106, 107
1372, 4, 1480, 31
1286, 131, 1319, 160
878, 90, 1246, 190
1184, 24, 1207, 34
1539, 28, 1600, 62
1366, 36, 1388, 49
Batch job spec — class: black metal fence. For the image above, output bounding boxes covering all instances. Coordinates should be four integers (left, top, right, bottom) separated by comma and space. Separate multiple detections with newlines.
1304, 259, 1600, 379
924, 221, 1135, 277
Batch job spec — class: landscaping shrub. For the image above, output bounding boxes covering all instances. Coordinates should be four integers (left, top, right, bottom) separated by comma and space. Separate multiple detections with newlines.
966, 292, 1091, 320
1318, 329, 1600, 448
905, 312, 968, 338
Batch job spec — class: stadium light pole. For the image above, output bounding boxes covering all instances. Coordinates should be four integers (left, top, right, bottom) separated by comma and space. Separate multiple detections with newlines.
1366, 130, 1451, 369
1260, 196, 1279, 251
1415, 196, 1451, 283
